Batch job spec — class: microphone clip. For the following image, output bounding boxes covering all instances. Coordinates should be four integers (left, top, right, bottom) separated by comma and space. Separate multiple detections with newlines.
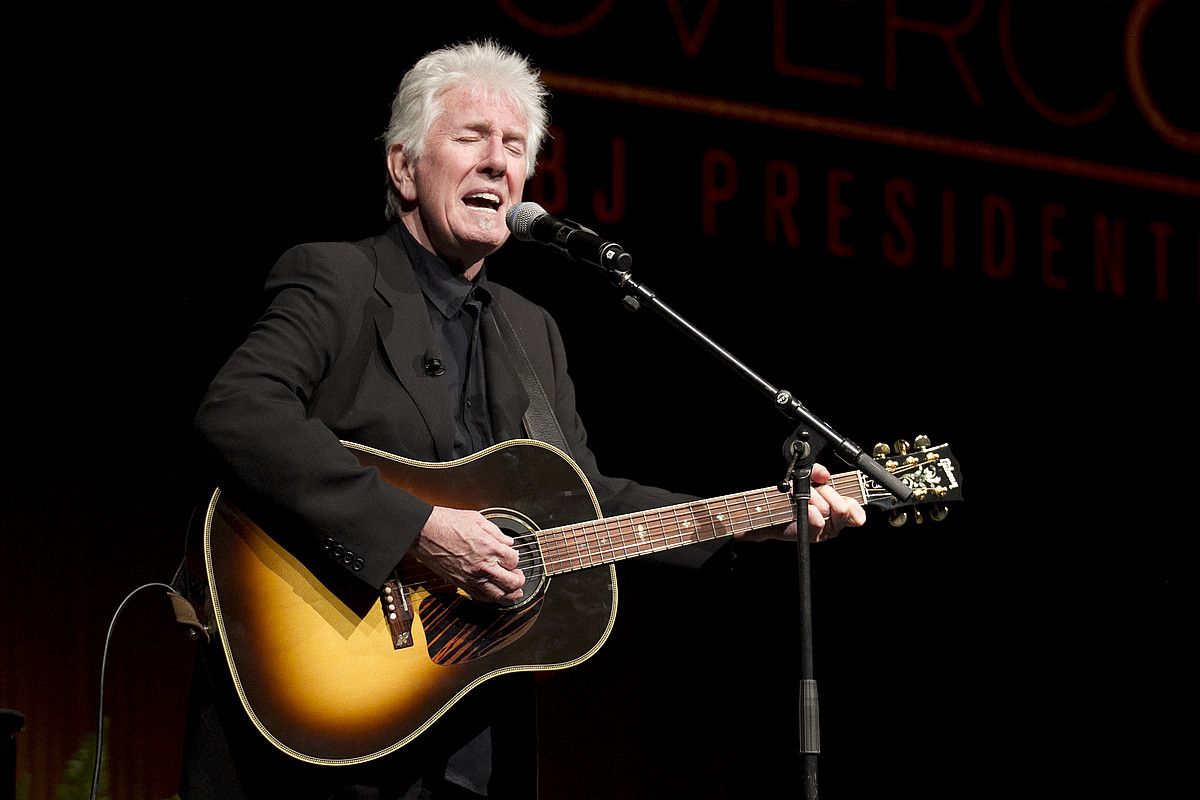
423, 355, 445, 376
543, 216, 587, 253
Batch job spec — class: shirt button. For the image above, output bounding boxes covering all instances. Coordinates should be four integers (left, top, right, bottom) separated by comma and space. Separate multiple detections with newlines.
465, 399, 472, 407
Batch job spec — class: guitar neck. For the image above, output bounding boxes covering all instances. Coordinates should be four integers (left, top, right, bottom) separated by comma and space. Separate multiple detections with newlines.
536, 470, 867, 576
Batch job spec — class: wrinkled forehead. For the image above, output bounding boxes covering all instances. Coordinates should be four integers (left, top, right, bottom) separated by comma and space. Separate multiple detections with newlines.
432, 83, 528, 135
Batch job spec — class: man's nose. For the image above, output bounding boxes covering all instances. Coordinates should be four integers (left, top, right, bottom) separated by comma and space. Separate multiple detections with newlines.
477, 136, 506, 175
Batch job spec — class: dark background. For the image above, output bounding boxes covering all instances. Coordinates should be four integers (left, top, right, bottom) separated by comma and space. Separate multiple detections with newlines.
4, 3, 1196, 799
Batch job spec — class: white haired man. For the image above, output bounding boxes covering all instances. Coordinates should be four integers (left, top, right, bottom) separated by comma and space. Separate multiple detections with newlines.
180, 40, 863, 800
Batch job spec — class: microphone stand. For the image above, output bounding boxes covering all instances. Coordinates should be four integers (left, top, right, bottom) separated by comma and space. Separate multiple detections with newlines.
581, 254, 912, 800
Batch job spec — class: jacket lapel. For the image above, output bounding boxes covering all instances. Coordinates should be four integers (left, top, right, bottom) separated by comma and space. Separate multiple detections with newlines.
367, 228, 456, 461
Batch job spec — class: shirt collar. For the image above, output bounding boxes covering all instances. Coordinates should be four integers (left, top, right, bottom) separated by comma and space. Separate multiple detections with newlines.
396, 221, 492, 319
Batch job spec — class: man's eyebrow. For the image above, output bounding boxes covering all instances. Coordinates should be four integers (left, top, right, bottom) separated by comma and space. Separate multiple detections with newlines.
460, 120, 526, 140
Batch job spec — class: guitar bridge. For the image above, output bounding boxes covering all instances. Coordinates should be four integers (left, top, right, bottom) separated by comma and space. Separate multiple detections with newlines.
381, 579, 415, 650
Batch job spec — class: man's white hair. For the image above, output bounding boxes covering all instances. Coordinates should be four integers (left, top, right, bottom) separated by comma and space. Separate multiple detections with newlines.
383, 40, 550, 219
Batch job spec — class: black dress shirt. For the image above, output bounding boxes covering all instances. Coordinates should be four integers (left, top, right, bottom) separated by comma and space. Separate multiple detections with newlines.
397, 223, 496, 459
395, 223, 505, 796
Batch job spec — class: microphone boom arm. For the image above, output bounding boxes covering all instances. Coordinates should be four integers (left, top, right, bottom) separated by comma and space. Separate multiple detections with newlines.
593, 254, 910, 502
504, 201, 907, 500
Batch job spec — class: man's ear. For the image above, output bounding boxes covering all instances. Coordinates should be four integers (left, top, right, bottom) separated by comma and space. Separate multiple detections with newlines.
387, 145, 417, 203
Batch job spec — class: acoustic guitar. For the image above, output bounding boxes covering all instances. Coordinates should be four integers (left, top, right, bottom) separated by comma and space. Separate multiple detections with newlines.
195, 436, 961, 765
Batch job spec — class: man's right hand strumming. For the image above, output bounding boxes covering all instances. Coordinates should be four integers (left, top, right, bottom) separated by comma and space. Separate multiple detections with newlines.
413, 506, 526, 603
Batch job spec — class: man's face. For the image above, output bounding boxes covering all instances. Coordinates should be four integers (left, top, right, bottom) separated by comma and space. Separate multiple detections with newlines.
392, 84, 529, 274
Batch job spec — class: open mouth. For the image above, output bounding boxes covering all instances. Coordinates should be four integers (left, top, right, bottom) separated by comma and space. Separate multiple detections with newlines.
463, 192, 501, 212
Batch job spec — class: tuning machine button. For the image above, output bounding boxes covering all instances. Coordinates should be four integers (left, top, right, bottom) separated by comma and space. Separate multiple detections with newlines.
873, 443, 891, 458
930, 505, 949, 521
914, 434, 931, 449
893, 439, 911, 455
888, 511, 908, 527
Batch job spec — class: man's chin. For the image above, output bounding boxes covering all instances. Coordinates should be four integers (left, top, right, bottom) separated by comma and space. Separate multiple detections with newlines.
457, 228, 508, 252
446, 235, 507, 271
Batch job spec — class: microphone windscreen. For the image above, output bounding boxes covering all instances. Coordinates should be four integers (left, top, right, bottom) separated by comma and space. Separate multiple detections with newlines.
505, 202, 546, 240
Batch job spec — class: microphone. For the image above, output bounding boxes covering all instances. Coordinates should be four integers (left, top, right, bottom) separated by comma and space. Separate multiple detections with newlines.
423, 352, 445, 376
506, 202, 633, 272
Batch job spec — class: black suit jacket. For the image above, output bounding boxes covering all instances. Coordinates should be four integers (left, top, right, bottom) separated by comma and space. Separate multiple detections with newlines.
194, 223, 712, 593
185, 224, 727, 799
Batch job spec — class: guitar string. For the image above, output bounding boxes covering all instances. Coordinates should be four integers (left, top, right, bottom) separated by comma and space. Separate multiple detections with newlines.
389, 462, 932, 586
530, 485, 916, 576
381, 460, 942, 593
387, 482, 897, 593
387, 473, 913, 592
390, 504, 794, 593
547, 479, 885, 567
388, 455, 931, 582
422, 478, 858, 573
387, 488, 903, 594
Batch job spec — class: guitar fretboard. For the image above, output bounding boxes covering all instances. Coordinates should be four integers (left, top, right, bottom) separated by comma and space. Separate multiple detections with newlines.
535, 473, 866, 576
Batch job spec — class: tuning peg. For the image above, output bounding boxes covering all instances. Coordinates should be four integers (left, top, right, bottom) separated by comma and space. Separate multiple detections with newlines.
873, 442, 891, 458
888, 511, 908, 527
930, 505, 949, 521
914, 434, 931, 449
893, 439, 911, 455
912, 508, 924, 525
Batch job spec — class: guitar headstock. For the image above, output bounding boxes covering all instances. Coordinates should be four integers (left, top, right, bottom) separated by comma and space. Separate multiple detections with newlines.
863, 435, 963, 527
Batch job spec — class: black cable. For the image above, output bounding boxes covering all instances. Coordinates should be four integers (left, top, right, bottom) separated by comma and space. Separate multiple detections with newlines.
89, 582, 179, 800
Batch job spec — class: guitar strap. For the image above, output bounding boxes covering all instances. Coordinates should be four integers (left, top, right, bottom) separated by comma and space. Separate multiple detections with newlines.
489, 301, 573, 458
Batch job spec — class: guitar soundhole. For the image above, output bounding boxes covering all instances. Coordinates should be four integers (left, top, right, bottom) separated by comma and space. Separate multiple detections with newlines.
419, 512, 549, 666
490, 513, 546, 611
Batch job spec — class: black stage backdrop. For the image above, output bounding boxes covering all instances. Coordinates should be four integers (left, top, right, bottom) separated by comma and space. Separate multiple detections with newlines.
5, 3, 1196, 799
